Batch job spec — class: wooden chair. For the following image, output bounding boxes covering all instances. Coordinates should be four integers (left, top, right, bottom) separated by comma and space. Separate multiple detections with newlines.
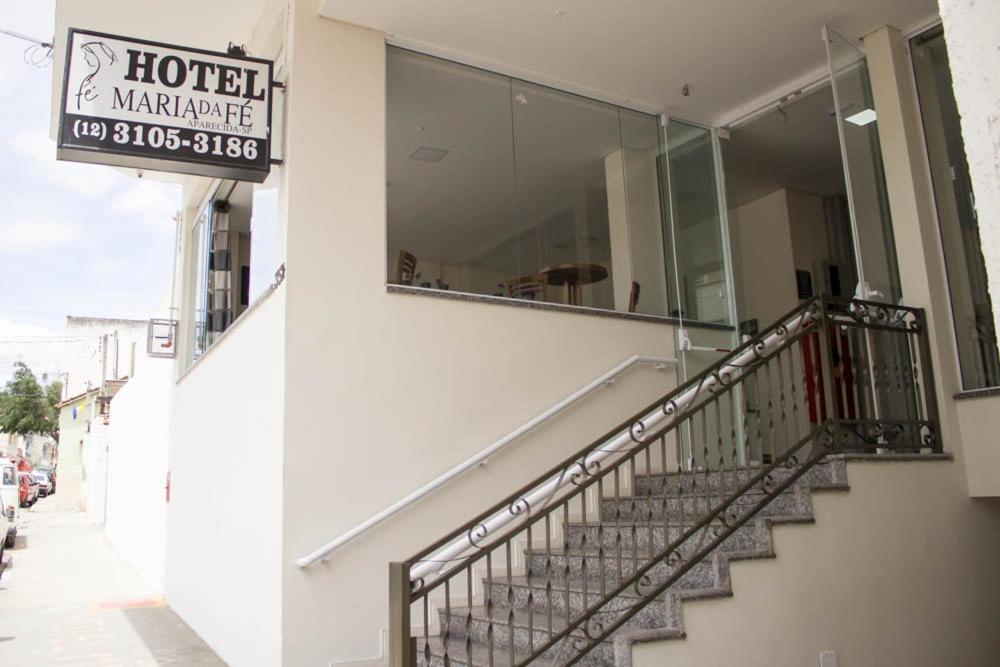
505, 274, 549, 301
395, 250, 418, 285
628, 281, 641, 313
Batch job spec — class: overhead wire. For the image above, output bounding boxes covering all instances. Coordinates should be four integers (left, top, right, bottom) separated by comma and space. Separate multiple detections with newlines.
0, 27, 54, 67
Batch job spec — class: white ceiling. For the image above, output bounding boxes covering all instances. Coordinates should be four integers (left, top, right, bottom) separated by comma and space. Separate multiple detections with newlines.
320, 0, 937, 125
722, 84, 846, 210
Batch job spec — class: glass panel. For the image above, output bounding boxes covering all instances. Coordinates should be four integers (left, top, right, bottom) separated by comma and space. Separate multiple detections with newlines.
386, 47, 518, 296
824, 27, 901, 303
619, 109, 669, 316
510, 80, 619, 309
249, 184, 279, 304
911, 27, 1000, 389
191, 200, 211, 361
661, 121, 733, 326
660, 119, 741, 467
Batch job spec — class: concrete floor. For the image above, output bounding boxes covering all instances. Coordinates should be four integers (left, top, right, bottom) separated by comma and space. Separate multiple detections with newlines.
0, 501, 226, 666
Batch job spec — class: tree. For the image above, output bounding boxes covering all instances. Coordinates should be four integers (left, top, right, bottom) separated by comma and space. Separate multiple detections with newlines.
0, 362, 61, 440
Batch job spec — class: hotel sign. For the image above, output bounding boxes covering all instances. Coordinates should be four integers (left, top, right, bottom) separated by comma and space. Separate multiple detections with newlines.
57, 29, 273, 183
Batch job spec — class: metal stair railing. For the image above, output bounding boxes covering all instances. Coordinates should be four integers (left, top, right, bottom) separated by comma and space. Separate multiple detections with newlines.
390, 296, 941, 666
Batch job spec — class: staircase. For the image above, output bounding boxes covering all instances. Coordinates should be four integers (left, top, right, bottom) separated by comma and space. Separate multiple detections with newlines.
391, 297, 941, 666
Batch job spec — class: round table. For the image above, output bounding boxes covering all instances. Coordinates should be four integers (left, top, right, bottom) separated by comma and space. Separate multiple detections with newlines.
540, 263, 609, 306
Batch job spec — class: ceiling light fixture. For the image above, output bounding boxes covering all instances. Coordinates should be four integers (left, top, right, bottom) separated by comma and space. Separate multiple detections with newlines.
409, 146, 449, 163
844, 108, 877, 126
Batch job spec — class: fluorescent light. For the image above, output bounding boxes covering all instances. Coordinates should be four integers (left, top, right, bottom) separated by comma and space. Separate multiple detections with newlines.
409, 146, 449, 163
845, 108, 877, 126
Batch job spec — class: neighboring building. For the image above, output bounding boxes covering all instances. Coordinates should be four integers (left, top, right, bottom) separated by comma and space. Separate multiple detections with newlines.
0, 432, 55, 466
54, 379, 126, 515
48, 1, 1000, 667
61, 316, 148, 399
54, 388, 99, 512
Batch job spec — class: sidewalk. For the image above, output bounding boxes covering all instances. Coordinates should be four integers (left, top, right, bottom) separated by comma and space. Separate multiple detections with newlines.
0, 503, 226, 666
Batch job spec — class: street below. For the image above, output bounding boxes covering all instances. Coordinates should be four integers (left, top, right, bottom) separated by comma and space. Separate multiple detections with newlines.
0, 503, 226, 666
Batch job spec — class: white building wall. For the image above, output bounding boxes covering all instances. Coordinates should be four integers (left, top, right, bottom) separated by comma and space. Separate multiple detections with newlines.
633, 459, 1000, 666
938, 0, 1000, 344
105, 354, 173, 591
278, 10, 679, 665
83, 420, 110, 525
165, 287, 286, 667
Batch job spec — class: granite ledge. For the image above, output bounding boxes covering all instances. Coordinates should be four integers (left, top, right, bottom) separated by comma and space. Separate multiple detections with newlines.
386, 283, 735, 331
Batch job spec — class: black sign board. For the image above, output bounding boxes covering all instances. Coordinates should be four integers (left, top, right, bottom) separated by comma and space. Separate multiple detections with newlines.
57, 29, 273, 183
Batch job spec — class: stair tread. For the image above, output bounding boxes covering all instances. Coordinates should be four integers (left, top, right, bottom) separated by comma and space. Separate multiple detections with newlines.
443, 603, 575, 634
493, 573, 713, 600
419, 635, 556, 667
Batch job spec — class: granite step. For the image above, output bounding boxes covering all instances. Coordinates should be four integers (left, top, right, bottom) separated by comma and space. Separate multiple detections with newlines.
485, 574, 687, 628
632, 457, 847, 496
525, 546, 728, 589
435, 604, 618, 665
596, 488, 810, 532
562, 517, 778, 559
417, 635, 555, 667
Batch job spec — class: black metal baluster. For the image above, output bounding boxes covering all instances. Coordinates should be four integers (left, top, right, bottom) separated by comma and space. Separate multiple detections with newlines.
525, 521, 534, 655
544, 514, 553, 642
423, 591, 431, 666
504, 542, 513, 665
563, 501, 571, 632
775, 345, 789, 458
597, 476, 607, 599
465, 567, 474, 662
443, 578, 452, 666
613, 465, 624, 586
644, 445, 654, 567
486, 550, 494, 667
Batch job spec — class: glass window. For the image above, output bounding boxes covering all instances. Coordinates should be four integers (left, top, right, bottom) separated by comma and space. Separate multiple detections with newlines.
192, 198, 212, 360
661, 121, 732, 325
387, 48, 518, 297
386, 47, 671, 315
188, 180, 277, 365
249, 185, 279, 303
912, 26, 1000, 389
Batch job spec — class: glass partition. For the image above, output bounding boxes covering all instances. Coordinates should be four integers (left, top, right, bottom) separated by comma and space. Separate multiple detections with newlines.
620, 109, 669, 316
824, 27, 901, 303
661, 121, 734, 326
386, 48, 518, 296
510, 80, 622, 309
386, 47, 678, 318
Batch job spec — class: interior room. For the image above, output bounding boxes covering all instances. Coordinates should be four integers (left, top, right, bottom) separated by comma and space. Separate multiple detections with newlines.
385, 47, 670, 316
722, 83, 857, 334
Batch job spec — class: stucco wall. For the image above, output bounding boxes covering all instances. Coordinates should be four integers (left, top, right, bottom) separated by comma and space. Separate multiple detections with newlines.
278, 9, 682, 664
105, 354, 173, 591
938, 0, 1000, 350
56, 393, 94, 511
165, 287, 286, 667
633, 459, 1000, 666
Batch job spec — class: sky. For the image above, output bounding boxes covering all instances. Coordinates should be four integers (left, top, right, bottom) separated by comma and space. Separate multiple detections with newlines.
0, 3, 181, 384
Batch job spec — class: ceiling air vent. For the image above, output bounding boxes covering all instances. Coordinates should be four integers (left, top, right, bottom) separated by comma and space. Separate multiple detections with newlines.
409, 146, 449, 163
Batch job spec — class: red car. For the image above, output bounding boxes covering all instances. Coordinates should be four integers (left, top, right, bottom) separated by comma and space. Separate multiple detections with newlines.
18, 473, 38, 508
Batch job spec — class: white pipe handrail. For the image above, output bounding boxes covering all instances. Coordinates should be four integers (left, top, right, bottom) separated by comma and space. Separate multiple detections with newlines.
408, 307, 816, 584
294, 355, 678, 568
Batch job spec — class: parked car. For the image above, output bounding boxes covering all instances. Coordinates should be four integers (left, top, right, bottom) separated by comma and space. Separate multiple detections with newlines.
0, 459, 16, 549
0, 500, 8, 571
18, 472, 38, 508
32, 471, 52, 497
35, 467, 56, 495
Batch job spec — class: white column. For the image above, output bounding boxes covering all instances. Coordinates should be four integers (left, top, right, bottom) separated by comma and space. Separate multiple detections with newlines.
937, 1, 1000, 341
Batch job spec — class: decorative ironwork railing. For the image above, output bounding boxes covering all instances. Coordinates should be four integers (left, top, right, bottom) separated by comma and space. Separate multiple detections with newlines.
390, 296, 940, 666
